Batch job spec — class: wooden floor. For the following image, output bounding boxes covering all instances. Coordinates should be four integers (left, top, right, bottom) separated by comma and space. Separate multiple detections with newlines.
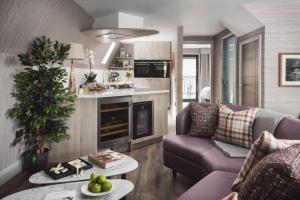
0, 112, 193, 199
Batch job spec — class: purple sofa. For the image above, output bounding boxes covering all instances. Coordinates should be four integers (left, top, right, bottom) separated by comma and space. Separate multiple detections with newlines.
163, 104, 300, 200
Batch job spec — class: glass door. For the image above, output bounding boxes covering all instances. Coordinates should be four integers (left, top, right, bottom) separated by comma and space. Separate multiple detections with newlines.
183, 55, 198, 102
222, 35, 236, 104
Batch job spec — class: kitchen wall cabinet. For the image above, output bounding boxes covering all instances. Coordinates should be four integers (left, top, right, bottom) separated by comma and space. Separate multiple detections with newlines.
134, 41, 171, 60
134, 78, 171, 107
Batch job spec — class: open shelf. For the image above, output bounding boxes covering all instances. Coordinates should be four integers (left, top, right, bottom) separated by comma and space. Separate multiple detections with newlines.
101, 107, 128, 113
100, 123, 128, 131
108, 67, 133, 70
114, 57, 134, 59
101, 128, 128, 138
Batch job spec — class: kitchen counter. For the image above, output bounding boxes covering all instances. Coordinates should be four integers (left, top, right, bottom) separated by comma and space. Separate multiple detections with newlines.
77, 88, 169, 99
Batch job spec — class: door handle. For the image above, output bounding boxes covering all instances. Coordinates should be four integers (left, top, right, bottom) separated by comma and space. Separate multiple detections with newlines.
239, 83, 245, 86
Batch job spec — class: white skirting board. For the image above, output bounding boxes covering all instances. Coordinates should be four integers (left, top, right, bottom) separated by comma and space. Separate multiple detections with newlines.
0, 160, 22, 186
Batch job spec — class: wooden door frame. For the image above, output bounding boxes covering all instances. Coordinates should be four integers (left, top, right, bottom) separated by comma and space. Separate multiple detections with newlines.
238, 34, 262, 107
221, 33, 237, 104
182, 54, 199, 102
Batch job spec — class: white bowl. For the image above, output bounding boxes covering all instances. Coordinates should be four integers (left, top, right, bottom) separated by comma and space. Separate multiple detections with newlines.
81, 182, 115, 197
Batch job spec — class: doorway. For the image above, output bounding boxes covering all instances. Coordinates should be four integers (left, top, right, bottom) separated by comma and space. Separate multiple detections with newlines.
239, 35, 262, 107
183, 55, 198, 102
221, 34, 237, 104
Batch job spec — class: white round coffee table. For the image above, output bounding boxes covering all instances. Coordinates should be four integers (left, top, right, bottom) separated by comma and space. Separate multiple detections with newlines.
3, 179, 134, 200
29, 155, 138, 185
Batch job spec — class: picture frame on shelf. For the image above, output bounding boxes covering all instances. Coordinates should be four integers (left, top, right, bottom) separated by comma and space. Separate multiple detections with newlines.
279, 53, 300, 87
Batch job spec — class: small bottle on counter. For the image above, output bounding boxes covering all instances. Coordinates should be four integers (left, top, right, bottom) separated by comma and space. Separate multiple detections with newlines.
78, 84, 84, 94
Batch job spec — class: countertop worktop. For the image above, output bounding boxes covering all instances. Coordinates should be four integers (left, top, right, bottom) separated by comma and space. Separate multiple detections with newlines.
77, 88, 169, 99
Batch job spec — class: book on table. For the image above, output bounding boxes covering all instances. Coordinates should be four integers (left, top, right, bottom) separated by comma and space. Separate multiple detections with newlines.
88, 150, 125, 169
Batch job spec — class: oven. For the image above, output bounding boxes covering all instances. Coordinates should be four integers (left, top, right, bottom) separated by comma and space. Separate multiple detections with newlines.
134, 60, 170, 78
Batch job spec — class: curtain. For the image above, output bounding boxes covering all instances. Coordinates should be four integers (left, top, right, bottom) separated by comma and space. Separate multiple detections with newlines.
198, 51, 211, 102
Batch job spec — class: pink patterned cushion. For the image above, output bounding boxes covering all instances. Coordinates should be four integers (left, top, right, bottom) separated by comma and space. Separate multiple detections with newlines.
238, 144, 300, 200
232, 131, 300, 191
213, 104, 259, 148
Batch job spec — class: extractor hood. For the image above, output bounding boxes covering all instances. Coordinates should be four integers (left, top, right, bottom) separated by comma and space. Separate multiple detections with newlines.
83, 12, 159, 42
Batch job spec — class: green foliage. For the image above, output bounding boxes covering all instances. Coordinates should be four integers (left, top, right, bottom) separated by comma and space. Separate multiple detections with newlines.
8, 36, 76, 155
84, 72, 97, 84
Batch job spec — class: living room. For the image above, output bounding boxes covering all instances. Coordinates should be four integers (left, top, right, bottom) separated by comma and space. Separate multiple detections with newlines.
0, 0, 300, 200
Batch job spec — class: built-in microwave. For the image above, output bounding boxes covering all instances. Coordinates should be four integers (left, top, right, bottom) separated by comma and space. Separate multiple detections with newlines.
134, 60, 170, 78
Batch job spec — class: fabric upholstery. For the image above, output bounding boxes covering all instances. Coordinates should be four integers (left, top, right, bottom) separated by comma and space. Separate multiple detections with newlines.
163, 135, 244, 173
275, 116, 300, 140
214, 104, 259, 148
238, 144, 300, 200
176, 105, 191, 135
175, 103, 248, 136
253, 108, 288, 140
232, 131, 300, 191
188, 103, 219, 138
177, 171, 237, 200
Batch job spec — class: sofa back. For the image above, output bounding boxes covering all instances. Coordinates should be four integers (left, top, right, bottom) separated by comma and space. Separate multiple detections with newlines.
275, 117, 300, 140
176, 103, 300, 140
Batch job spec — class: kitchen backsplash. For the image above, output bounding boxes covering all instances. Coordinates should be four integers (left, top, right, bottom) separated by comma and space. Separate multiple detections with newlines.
64, 67, 134, 87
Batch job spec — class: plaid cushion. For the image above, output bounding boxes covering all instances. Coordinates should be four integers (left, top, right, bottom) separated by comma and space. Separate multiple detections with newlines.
213, 104, 259, 148
232, 131, 300, 191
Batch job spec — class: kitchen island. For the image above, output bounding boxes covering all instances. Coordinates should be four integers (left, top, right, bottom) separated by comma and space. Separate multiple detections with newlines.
49, 88, 169, 162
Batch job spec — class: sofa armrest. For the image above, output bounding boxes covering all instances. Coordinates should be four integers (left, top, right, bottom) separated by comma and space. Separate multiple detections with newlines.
176, 105, 191, 135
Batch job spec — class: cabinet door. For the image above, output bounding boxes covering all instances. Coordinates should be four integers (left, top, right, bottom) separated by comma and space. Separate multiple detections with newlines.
134, 42, 153, 60
134, 42, 171, 60
151, 78, 171, 107
151, 78, 171, 90
152, 42, 171, 60
134, 78, 152, 88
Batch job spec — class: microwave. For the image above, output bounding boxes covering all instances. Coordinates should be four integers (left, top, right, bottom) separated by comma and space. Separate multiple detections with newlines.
134, 60, 170, 78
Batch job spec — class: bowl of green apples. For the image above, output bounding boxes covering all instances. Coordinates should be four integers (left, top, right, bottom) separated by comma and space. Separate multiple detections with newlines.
81, 172, 114, 196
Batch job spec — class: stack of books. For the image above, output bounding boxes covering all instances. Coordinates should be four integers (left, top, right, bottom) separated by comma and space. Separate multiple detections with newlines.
88, 150, 125, 169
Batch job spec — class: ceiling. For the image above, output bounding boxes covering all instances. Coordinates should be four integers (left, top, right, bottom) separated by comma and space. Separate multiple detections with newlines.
74, 0, 267, 42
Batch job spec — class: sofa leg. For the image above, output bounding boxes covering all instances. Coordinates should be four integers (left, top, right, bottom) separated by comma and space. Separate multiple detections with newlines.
172, 170, 177, 178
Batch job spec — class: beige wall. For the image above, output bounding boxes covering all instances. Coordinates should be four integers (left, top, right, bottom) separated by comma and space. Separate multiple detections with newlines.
0, 0, 119, 69
0, 0, 118, 173
245, 1, 300, 116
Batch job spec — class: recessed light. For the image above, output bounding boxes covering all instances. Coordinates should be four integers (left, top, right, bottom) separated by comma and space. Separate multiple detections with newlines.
97, 33, 129, 39
102, 42, 116, 64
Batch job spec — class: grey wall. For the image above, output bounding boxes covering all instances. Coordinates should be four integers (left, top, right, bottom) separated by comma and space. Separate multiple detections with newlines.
245, 1, 300, 117
0, 0, 118, 175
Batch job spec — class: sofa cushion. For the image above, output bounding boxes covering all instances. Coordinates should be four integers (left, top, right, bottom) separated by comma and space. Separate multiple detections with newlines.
163, 135, 244, 173
177, 171, 237, 200
214, 104, 259, 148
238, 144, 300, 200
232, 131, 300, 191
188, 103, 219, 138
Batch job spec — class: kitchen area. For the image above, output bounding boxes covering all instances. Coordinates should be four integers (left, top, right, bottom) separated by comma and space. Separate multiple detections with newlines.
49, 41, 172, 162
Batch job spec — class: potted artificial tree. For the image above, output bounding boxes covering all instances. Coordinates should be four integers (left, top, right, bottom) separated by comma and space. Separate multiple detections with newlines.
8, 36, 76, 172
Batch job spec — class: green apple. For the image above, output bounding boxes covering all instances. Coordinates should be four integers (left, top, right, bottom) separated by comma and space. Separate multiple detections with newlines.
97, 175, 107, 184
88, 182, 94, 192
90, 172, 98, 182
102, 182, 112, 192
92, 183, 102, 193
